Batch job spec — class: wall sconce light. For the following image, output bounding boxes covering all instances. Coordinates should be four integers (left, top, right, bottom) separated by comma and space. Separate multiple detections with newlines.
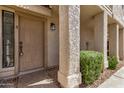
50, 23, 56, 31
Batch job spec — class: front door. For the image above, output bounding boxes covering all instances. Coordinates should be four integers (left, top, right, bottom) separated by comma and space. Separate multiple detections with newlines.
19, 15, 44, 72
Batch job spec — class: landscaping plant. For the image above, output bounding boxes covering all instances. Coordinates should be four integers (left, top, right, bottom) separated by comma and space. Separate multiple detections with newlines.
80, 51, 104, 85
108, 56, 118, 70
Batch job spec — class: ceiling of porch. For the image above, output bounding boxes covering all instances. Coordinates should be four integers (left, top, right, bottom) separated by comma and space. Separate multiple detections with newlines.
80, 5, 103, 29
80, 5, 123, 29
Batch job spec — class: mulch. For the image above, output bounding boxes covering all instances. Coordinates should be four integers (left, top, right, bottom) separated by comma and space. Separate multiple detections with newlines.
0, 77, 18, 88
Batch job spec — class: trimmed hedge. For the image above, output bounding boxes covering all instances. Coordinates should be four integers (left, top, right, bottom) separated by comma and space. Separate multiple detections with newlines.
80, 51, 104, 85
108, 56, 118, 70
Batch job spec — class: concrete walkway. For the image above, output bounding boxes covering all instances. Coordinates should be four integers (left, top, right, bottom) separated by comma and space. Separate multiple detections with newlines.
17, 69, 59, 88
98, 67, 124, 88
0, 67, 59, 88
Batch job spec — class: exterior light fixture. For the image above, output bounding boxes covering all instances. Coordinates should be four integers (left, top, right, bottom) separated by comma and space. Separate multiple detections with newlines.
50, 23, 56, 31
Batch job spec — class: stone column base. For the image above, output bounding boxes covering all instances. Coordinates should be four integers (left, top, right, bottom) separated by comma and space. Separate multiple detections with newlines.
104, 60, 108, 69
58, 71, 82, 88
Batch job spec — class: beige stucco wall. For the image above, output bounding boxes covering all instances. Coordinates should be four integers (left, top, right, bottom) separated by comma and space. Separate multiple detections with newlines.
80, 26, 95, 51
109, 24, 119, 61
119, 29, 124, 60
94, 11, 108, 68
80, 8, 95, 51
9, 5, 52, 17
47, 6, 59, 67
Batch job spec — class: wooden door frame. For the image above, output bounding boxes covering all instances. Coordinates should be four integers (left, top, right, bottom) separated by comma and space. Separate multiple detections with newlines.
15, 12, 48, 76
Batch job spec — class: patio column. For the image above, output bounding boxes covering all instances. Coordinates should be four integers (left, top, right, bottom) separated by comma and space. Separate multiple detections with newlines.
94, 11, 108, 68
109, 24, 119, 61
119, 29, 124, 61
119, 29, 124, 60
58, 5, 81, 88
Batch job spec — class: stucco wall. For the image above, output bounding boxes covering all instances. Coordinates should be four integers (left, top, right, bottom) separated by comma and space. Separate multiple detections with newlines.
80, 21, 95, 51
109, 24, 119, 60
47, 6, 59, 67
119, 29, 124, 60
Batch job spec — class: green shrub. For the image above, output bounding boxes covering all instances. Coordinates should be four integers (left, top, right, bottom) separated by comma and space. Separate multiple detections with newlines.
108, 56, 118, 70
80, 51, 104, 85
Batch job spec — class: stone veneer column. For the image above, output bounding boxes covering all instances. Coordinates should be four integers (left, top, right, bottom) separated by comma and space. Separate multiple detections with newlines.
109, 24, 119, 61
58, 5, 81, 88
119, 29, 124, 60
94, 11, 108, 68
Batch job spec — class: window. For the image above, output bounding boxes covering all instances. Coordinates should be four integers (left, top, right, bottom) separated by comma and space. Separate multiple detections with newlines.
2, 10, 14, 68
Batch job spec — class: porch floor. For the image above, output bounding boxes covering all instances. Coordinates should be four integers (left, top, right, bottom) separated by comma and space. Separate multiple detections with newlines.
0, 67, 60, 88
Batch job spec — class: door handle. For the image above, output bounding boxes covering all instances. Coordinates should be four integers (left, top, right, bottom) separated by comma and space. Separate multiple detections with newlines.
19, 41, 24, 56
